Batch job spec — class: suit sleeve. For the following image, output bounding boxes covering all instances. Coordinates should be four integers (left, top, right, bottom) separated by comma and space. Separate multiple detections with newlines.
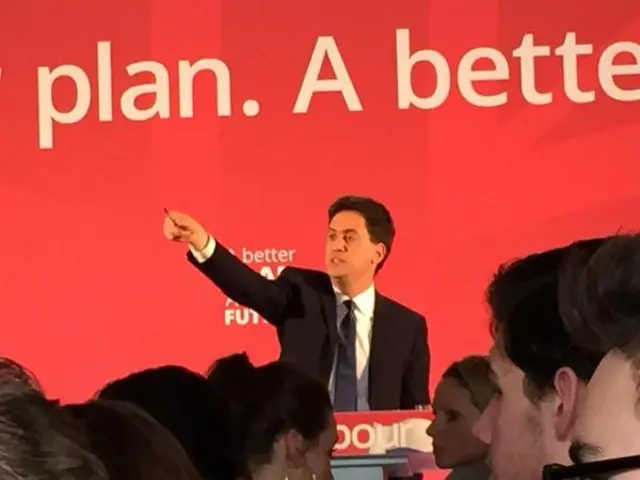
400, 316, 430, 408
187, 241, 294, 326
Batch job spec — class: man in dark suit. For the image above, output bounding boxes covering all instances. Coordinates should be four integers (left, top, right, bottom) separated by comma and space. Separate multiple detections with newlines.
163, 196, 430, 411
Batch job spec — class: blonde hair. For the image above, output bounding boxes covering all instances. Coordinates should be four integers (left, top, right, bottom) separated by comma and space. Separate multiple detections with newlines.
442, 355, 498, 411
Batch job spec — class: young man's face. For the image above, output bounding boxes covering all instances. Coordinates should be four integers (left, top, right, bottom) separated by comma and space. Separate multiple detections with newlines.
474, 348, 578, 480
324, 211, 382, 279
571, 350, 640, 478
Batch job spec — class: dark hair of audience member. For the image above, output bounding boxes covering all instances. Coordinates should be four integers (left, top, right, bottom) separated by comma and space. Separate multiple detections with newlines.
0, 357, 43, 391
559, 233, 640, 358
0, 359, 107, 480
486, 238, 607, 401
208, 353, 334, 479
64, 400, 202, 480
97, 365, 234, 480
207, 352, 255, 413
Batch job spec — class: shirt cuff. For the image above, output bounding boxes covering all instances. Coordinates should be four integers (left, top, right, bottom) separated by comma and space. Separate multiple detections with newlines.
189, 235, 216, 263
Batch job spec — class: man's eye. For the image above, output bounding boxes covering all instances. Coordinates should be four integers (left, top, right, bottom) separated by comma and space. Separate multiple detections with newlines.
445, 410, 460, 421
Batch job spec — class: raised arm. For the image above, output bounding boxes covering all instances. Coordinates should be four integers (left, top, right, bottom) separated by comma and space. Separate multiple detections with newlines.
163, 210, 293, 325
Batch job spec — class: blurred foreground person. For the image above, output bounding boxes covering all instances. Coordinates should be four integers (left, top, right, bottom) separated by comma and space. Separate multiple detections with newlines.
558, 234, 640, 476
0, 358, 106, 480
209, 353, 336, 480
207, 352, 255, 417
427, 355, 495, 480
0, 356, 43, 390
473, 238, 607, 480
98, 365, 235, 480
65, 400, 202, 480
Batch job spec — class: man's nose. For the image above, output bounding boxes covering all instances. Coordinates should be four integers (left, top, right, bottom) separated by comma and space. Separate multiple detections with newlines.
426, 422, 435, 437
332, 239, 347, 251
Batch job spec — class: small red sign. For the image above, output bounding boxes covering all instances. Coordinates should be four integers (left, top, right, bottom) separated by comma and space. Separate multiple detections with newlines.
334, 410, 434, 455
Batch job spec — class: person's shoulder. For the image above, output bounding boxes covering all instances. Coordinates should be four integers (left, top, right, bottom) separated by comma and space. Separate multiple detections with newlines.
378, 294, 426, 325
279, 266, 328, 284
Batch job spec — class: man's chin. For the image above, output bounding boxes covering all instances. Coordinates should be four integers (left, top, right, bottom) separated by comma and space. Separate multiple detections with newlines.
326, 265, 348, 279
328, 271, 348, 280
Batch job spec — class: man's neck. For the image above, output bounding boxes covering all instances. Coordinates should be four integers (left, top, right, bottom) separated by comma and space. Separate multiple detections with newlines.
332, 273, 374, 298
249, 463, 286, 480
544, 442, 571, 472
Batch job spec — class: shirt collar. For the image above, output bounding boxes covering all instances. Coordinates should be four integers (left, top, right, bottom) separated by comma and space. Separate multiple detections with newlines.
333, 283, 376, 319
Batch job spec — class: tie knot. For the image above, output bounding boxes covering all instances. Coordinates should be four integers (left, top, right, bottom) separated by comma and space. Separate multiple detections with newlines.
343, 299, 354, 313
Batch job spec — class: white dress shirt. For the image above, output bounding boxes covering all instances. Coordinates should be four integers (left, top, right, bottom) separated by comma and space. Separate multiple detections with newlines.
190, 236, 217, 263
189, 236, 374, 411
329, 285, 374, 411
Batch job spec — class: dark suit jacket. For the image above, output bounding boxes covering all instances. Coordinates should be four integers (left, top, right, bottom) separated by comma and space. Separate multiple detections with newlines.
188, 242, 430, 410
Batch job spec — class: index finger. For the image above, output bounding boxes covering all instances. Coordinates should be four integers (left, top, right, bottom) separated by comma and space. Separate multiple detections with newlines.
164, 208, 179, 226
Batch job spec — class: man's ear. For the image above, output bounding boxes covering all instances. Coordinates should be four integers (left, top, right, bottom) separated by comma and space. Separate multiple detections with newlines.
552, 367, 583, 440
373, 243, 386, 266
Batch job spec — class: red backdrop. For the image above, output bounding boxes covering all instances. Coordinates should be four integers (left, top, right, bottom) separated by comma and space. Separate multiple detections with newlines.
1, 1, 639, 405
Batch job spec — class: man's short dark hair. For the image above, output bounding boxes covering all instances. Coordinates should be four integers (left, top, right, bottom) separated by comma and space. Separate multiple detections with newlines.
328, 195, 395, 272
559, 233, 640, 361
487, 238, 608, 401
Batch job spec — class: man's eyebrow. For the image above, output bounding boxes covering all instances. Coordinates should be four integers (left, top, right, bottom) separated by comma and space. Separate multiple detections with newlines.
328, 228, 358, 235
569, 440, 603, 464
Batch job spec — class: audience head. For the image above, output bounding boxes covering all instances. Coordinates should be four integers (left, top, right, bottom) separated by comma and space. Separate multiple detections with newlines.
0, 359, 107, 480
427, 355, 497, 469
559, 234, 640, 468
97, 365, 234, 480
209, 353, 336, 480
326, 195, 395, 277
207, 352, 255, 414
0, 357, 43, 391
64, 400, 202, 480
473, 238, 607, 480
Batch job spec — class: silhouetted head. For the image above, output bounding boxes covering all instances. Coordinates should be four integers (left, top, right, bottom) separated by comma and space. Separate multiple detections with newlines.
0, 357, 43, 392
64, 400, 201, 480
206, 352, 255, 415
97, 365, 233, 480
0, 359, 106, 480
208, 354, 336, 480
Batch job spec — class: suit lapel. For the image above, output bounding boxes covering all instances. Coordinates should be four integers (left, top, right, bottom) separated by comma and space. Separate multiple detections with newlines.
319, 275, 338, 382
368, 293, 395, 409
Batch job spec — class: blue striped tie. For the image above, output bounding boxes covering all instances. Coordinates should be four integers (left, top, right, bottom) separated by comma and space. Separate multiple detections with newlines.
334, 300, 358, 411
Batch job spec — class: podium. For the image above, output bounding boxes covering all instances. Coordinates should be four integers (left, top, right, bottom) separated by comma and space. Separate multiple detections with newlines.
331, 410, 436, 480
331, 452, 411, 480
